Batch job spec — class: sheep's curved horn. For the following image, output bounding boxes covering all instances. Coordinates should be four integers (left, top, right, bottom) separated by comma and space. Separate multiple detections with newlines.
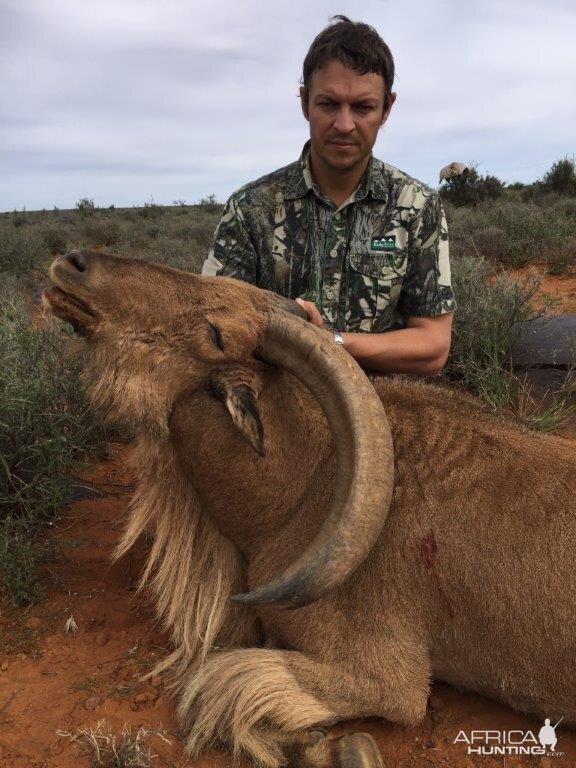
231, 312, 394, 609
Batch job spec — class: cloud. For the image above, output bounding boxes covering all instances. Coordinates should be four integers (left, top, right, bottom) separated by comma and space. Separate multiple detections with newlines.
1, 0, 575, 209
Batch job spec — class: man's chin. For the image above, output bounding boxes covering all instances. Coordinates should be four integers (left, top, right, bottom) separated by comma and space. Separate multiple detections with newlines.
323, 144, 365, 171
325, 155, 362, 172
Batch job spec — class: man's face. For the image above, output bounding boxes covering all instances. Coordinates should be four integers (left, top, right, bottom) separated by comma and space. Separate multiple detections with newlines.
300, 59, 396, 175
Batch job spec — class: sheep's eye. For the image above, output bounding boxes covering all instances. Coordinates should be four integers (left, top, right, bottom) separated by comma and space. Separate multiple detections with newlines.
208, 321, 225, 351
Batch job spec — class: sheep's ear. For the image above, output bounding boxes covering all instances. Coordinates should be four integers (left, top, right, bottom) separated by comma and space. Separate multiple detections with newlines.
209, 366, 265, 457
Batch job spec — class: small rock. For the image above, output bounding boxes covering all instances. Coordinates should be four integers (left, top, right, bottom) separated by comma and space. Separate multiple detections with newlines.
94, 631, 109, 647
1, 662, 8, 672
132, 688, 159, 709
429, 694, 445, 710
24, 616, 42, 630
84, 695, 102, 711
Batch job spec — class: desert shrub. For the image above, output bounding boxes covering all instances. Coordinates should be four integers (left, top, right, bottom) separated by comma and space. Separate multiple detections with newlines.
143, 237, 201, 272
445, 254, 538, 406
546, 237, 576, 276
447, 198, 576, 269
137, 198, 163, 219
541, 157, 576, 196
11, 211, 29, 228
145, 224, 162, 239
0, 273, 26, 301
0, 298, 105, 604
169, 219, 217, 250
81, 217, 122, 247
440, 167, 504, 207
39, 225, 68, 254
0, 225, 46, 276
76, 198, 96, 216
196, 193, 222, 215
560, 199, 576, 218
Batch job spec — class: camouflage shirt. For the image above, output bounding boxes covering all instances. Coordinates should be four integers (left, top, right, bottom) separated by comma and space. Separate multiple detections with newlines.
202, 141, 456, 332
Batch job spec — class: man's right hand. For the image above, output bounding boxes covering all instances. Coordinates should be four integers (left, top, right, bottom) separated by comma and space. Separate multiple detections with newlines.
295, 298, 325, 328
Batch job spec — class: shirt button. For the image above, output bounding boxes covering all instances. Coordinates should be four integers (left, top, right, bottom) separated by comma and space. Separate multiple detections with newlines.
326, 290, 334, 300
334, 212, 341, 220
330, 248, 338, 259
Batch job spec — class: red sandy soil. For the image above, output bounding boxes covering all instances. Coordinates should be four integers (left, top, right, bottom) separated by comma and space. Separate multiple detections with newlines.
511, 263, 576, 315
1, 434, 576, 768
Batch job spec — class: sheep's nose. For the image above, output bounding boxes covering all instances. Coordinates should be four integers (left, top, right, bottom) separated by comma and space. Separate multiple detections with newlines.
50, 250, 93, 285
64, 250, 88, 273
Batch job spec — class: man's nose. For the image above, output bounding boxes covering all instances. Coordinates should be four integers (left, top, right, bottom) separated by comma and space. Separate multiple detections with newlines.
333, 105, 355, 134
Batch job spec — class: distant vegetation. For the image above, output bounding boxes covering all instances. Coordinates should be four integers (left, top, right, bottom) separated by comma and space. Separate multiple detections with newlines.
438, 157, 576, 274
0, 161, 575, 605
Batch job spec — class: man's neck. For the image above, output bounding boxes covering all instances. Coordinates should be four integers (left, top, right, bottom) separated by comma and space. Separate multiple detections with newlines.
309, 146, 370, 208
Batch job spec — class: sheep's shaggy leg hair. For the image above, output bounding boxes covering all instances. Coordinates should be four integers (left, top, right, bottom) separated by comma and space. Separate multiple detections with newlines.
178, 646, 427, 767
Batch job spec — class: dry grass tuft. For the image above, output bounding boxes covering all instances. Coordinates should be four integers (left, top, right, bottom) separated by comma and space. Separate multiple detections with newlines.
57, 720, 170, 768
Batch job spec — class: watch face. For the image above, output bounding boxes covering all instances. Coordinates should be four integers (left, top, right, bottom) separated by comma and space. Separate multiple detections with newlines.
333, 331, 344, 345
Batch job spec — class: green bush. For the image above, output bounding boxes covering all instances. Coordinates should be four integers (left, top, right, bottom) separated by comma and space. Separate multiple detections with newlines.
39, 225, 68, 254
0, 225, 46, 276
11, 211, 29, 228
445, 254, 538, 406
75, 198, 96, 216
143, 236, 201, 272
546, 237, 576, 276
447, 197, 576, 269
541, 157, 576, 196
197, 193, 221, 213
440, 167, 505, 207
137, 198, 163, 219
81, 217, 122, 247
0, 298, 106, 604
447, 256, 574, 427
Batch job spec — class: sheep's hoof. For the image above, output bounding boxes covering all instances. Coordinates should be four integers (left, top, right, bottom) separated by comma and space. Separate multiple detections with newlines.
333, 732, 383, 768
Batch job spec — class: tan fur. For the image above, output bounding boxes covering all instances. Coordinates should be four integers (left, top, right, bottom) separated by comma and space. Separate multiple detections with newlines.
178, 649, 335, 766
45, 251, 576, 768
115, 437, 260, 677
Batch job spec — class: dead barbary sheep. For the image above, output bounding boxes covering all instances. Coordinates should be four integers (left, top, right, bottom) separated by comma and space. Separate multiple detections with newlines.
439, 161, 469, 183
44, 250, 576, 768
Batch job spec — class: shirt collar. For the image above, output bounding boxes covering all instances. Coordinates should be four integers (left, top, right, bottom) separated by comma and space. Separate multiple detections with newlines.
284, 140, 388, 203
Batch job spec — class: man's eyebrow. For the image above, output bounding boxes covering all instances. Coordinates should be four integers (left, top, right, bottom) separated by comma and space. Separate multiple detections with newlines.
314, 92, 380, 103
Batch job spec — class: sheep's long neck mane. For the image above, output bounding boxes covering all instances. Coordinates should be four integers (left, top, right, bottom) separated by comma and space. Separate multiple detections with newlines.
115, 436, 261, 677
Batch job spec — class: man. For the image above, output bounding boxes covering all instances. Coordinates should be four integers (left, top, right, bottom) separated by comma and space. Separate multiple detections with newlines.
202, 15, 455, 375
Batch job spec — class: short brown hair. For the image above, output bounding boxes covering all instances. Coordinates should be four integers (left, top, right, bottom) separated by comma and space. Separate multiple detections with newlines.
301, 15, 395, 102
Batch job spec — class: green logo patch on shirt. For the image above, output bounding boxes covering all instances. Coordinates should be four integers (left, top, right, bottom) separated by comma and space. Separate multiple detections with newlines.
370, 235, 396, 252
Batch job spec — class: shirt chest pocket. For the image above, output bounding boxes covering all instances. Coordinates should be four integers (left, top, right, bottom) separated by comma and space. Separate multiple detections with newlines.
347, 248, 409, 331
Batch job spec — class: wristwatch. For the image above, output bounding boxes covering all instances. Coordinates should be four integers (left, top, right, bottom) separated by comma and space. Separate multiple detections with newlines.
332, 330, 345, 346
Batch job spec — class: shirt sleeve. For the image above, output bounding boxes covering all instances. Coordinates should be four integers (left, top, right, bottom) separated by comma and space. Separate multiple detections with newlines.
397, 193, 456, 318
201, 193, 258, 284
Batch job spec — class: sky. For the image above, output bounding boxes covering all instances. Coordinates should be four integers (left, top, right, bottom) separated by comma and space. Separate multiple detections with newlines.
1, 0, 575, 211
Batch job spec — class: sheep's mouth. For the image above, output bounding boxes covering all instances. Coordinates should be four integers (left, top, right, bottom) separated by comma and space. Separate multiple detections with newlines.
42, 286, 98, 336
